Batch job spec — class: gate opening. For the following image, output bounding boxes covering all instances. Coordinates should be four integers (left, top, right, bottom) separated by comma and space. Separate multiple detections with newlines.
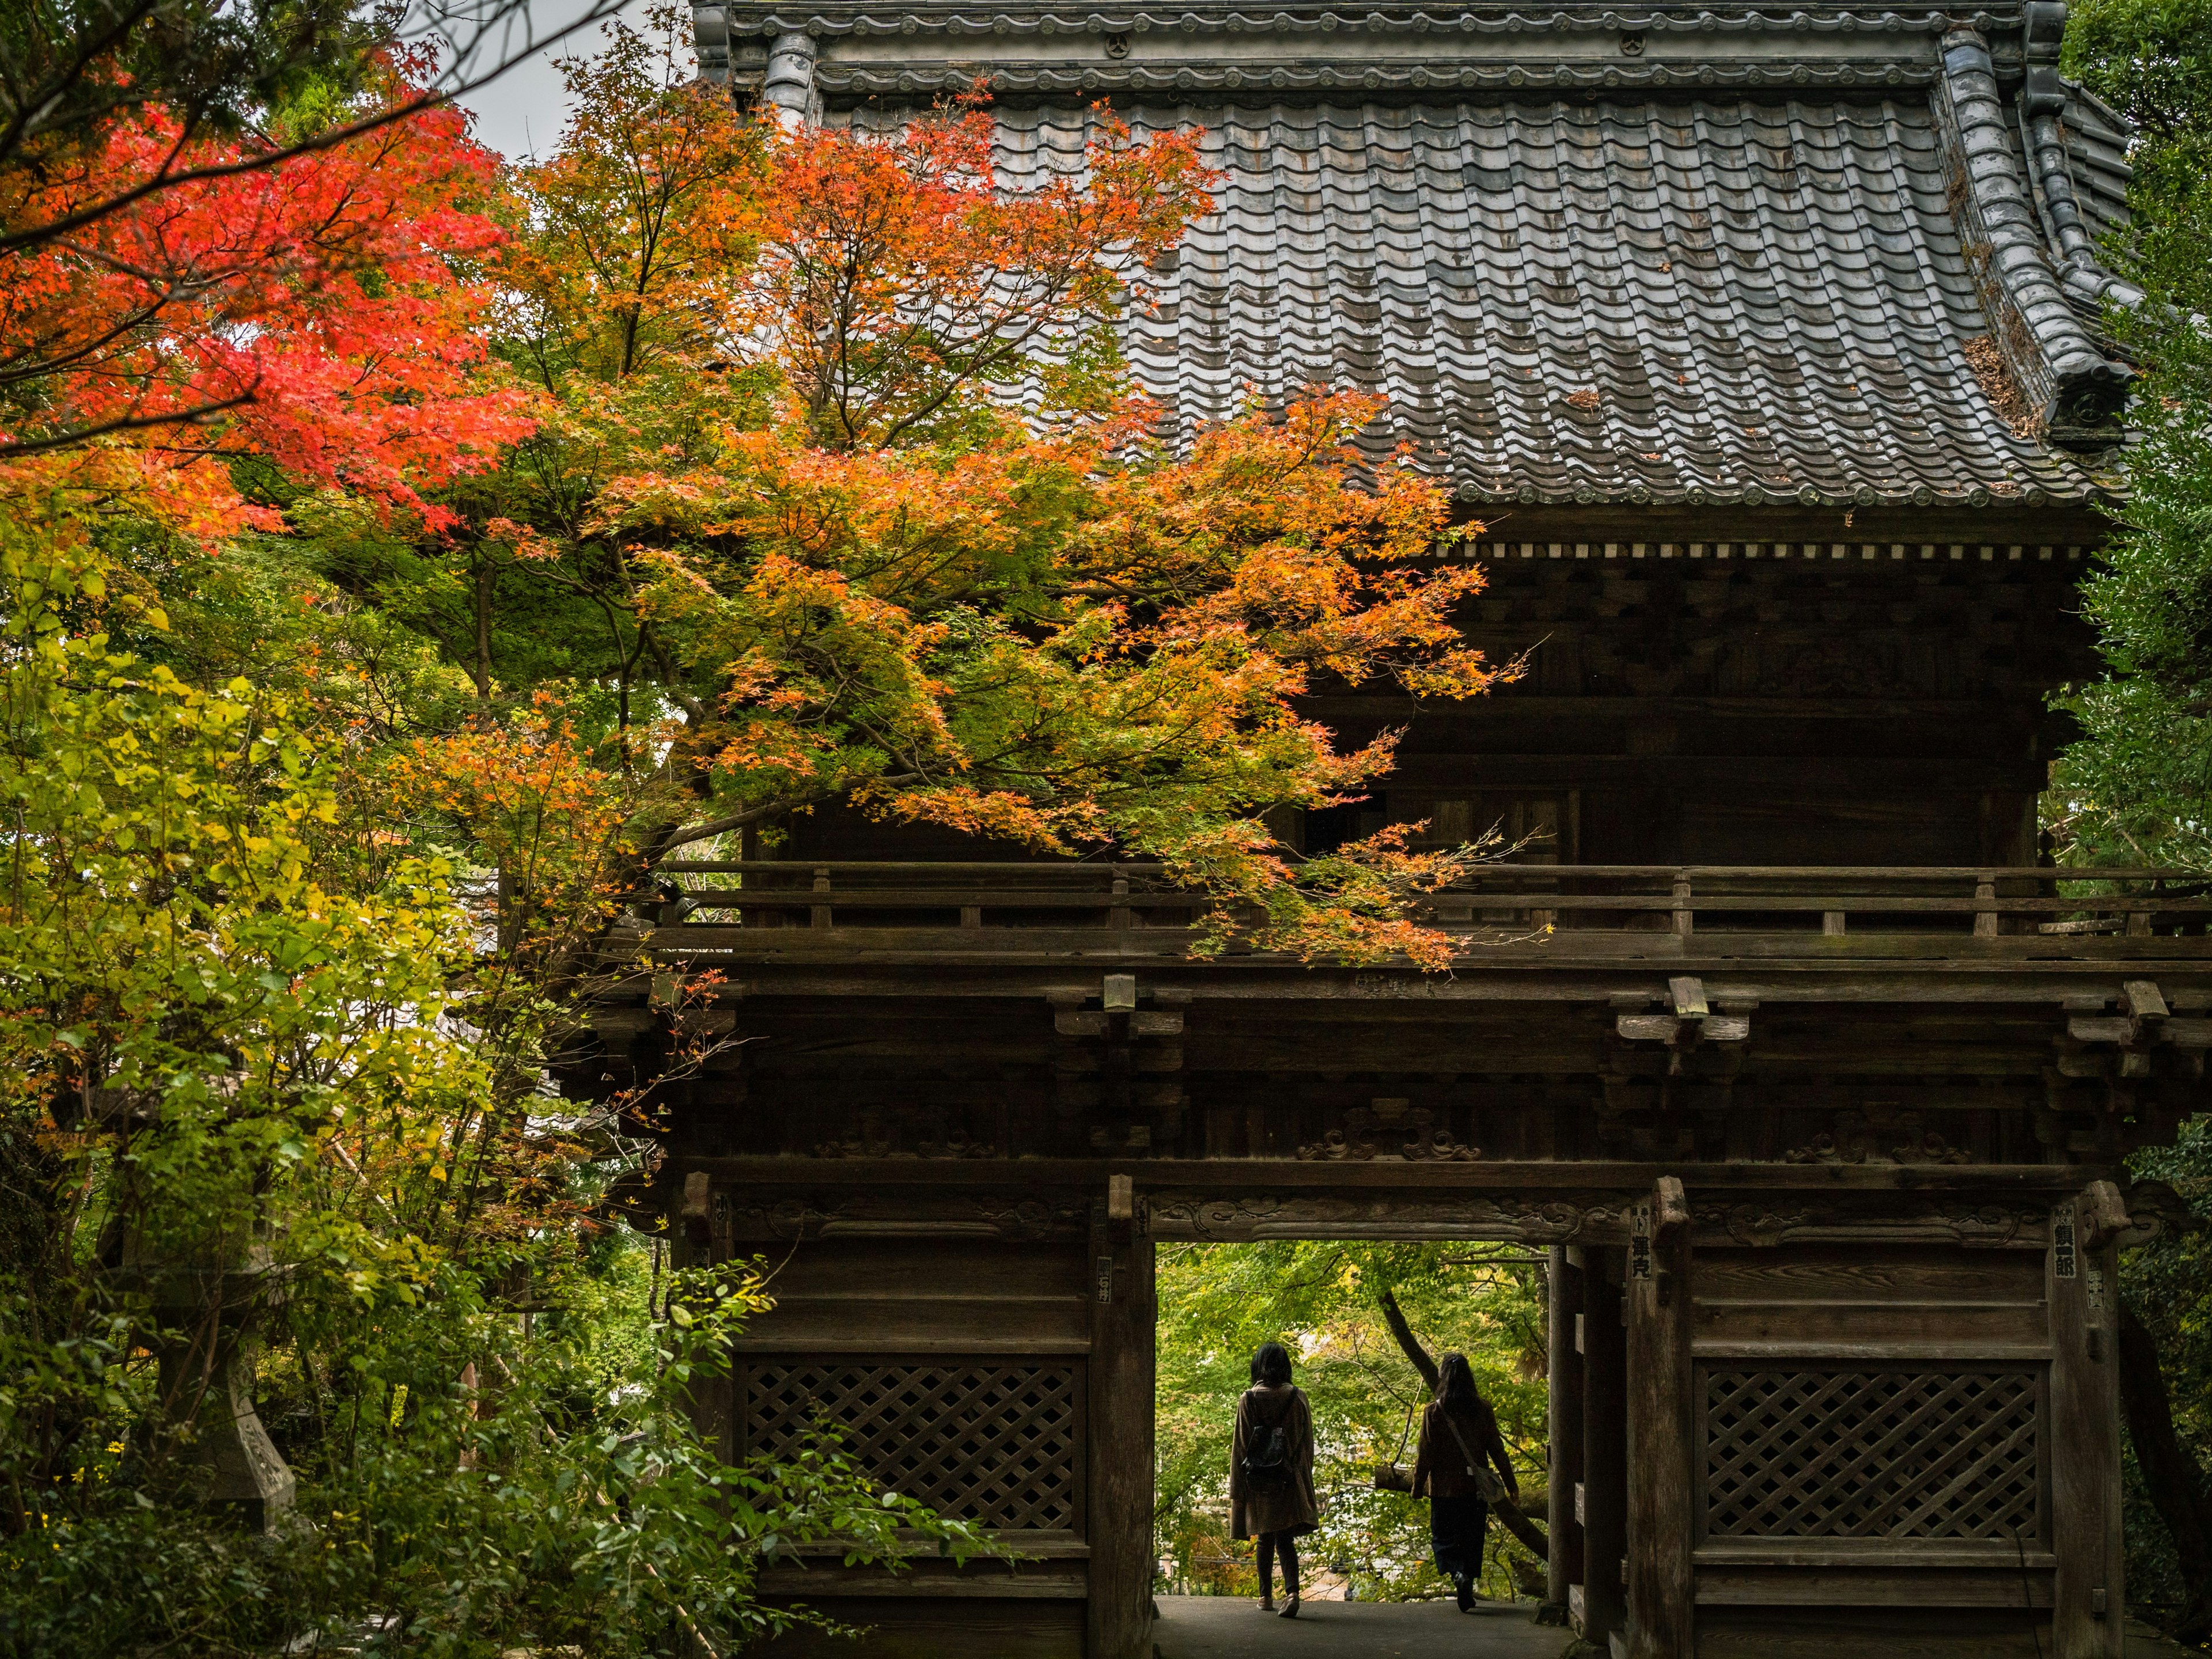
1151, 1238, 1554, 1628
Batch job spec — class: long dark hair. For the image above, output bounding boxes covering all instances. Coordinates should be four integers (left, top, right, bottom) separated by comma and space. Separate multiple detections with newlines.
1250, 1341, 1293, 1387
1437, 1351, 1486, 1416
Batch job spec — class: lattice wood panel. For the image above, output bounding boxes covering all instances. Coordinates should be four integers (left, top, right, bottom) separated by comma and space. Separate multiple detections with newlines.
1702, 1367, 2042, 1541
744, 1360, 1083, 1532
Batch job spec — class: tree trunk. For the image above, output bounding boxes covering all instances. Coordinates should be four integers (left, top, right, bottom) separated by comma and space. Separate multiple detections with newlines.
473, 554, 494, 703
2118, 1297, 2212, 1642
1379, 1285, 1440, 1392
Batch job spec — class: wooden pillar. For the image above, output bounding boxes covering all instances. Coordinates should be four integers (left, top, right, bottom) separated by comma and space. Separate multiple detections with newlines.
2050, 1194, 2124, 1659
1547, 1245, 1586, 1624
1581, 1249, 1628, 1651
674, 1171, 736, 1465
1626, 1177, 1694, 1659
1088, 1199, 1156, 1659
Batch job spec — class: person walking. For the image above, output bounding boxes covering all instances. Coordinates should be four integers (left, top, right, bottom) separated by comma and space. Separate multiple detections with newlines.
1411, 1351, 1518, 1612
1230, 1340, 1319, 1618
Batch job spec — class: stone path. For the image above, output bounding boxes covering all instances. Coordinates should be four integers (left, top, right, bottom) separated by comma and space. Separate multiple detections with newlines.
1154, 1594, 1573, 1659
1156, 1600, 2198, 1659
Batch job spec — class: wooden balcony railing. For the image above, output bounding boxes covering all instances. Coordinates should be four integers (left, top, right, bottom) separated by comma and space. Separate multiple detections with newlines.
649, 861, 2212, 942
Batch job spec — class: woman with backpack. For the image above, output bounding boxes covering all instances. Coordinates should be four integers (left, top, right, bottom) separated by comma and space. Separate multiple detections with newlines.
1229, 1340, 1319, 1617
1411, 1351, 1518, 1612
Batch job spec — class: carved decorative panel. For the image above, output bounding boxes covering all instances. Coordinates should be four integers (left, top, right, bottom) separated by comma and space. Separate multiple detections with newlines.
1701, 1366, 2043, 1541
743, 1360, 1084, 1532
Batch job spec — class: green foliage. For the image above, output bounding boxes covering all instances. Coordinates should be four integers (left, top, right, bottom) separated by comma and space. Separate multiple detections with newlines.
2065, 0, 2212, 259
2051, 0, 2212, 866
1154, 1242, 1546, 1604
0, 1262, 991, 1657
2118, 1119, 2212, 1623
0, 511, 983, 1654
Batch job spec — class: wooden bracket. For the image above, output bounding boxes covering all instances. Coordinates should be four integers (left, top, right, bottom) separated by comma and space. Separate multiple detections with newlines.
680, 1170, 711, 1247
2122, 979, 2169, 1021
1108, 1173, 1135, 1221
2078, 1180, 2129, 1250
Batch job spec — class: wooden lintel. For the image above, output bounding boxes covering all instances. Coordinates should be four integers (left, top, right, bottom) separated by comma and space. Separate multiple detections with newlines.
684, 1156, 2122, 1195
634, 965, 2212, 1008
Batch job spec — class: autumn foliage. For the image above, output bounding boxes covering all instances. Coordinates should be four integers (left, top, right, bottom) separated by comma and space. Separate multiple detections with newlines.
445, 42, 1510, 965
0, 50, 531, 533
0, 12, 1518, 1649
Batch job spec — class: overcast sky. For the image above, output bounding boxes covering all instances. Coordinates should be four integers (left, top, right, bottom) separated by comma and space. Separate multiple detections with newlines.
445, 0, 657, 160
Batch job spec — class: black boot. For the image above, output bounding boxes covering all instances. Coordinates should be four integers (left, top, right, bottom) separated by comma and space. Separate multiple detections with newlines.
1455, 1573, 1474, 1612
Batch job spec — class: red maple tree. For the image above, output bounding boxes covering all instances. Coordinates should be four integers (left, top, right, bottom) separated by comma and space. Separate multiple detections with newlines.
0, 50, 532, 533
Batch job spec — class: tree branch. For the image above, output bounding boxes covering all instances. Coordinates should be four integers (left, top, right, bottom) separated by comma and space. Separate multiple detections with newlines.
0, 2, 629, 258
0, 389, 256, 457
1377, 1285, 1438, 1395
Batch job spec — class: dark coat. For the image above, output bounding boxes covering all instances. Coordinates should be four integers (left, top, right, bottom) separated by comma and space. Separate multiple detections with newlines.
1230, 1383, 1319, 1539
1411, 1397, 1517, 1503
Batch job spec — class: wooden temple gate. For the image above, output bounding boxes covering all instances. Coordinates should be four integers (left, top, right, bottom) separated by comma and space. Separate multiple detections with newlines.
579, 0, 2192, 1650
596, 863, 2195, 1659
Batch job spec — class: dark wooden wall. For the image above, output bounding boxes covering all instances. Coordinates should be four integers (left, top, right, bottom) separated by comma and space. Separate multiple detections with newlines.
728, 1233, 1152, 1659
1560, 1226, 2123, 1659
1314, 549, 2092, 869
769, 547, 2095, 873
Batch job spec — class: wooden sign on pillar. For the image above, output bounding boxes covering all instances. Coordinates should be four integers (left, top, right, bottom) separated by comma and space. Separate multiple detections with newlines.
2051, 1190, 2126, 1659
1547, 1244, 1586, 1624
1626, 1176, 1695, 1659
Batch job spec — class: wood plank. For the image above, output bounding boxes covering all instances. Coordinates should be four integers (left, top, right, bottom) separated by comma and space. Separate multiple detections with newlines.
695, 1156, 2113, 1195
749, 1598, 1083, 1659
1694, 1543, 2058, 1569
736, 1298, 1090, 1349
1692, 1302, 2047, 1349
1087, 1214, 1154, 1659
756, 1563, 1088, 1599
643, 924, 2212, 967
1691, 1341, 2054, 1361
1695, 1567, 2054, 1607
1626, 1184, 1695, 1658
1693, 1250, 2046, 1304
731, 1336, 1092, 1355
1694, 1609, 2044, 1659
759, 1240, 1089, 1299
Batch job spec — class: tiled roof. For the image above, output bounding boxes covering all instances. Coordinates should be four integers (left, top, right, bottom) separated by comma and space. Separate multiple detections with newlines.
708, 1, 2136, 507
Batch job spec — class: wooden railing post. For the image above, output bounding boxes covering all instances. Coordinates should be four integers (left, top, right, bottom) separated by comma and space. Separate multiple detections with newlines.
1111, 869, 1131, 931
1822, 910, 1847, 935
2127, 879, 2158, 937
810, 867, 832, 929
1626, 1176, 1694, 1659
1974, 874, 1998, 938
1671, 872, 1693, 937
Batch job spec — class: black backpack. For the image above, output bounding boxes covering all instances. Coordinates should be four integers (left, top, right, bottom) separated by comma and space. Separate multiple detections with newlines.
1242, 1391, 1293, 1486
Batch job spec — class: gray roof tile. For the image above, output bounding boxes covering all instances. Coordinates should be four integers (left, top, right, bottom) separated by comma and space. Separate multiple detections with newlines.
781, 1, 2134, 505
